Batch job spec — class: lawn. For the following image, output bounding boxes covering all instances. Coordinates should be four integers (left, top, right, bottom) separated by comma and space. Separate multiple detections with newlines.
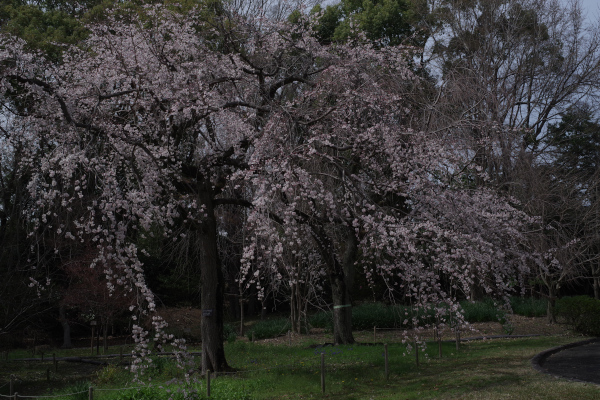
2, 333, 598, 399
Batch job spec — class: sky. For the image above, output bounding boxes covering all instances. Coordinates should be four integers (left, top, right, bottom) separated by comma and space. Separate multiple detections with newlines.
578, 0, 600, 23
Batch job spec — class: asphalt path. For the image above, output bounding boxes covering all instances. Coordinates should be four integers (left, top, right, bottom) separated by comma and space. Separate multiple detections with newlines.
532, 338, 600, 385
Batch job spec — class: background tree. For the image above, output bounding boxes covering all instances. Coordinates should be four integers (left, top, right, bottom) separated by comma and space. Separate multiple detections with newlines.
426, 0, 600, 182
547, 106, 600, 299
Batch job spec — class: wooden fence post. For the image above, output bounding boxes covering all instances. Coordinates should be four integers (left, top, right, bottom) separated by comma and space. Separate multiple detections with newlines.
13, 392, 18, 400
438, 336, 442, 358
53, 353, 57, 372
88, 386, 94, 400
373, 326, 376, 342
384, 343, 389, 380
10, 374, 14, 396
321, 353, 325, 393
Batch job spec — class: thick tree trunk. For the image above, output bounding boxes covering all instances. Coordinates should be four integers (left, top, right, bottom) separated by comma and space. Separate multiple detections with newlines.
331, 273, 354, 344
59, 304, 72, 349
198, 188, 229, 373
330, 227, 357, 345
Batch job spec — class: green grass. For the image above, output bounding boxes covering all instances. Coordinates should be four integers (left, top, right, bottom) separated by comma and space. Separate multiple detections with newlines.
98, 336, 599, 399
2, 334, 598, 399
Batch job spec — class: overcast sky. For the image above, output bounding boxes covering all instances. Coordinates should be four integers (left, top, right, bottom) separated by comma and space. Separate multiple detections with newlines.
578, 0, 600, 23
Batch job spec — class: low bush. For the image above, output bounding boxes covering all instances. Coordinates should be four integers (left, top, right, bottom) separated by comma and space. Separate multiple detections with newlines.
223, 323, 237, 343
555, 295, 600, 336
510, 296, 547, 317
351, 303, 399, 330
246, 318, 290, 340
310, 303, 438, 332
308, 310, 332, 330
460, 298, 503, 323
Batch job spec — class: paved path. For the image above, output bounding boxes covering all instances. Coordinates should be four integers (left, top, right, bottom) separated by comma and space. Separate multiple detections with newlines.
532, 338, 600, 385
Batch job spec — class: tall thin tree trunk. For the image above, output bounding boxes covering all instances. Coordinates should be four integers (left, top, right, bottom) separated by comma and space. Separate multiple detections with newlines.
103, 320, 108, 353
593, 265, 600, 300
59, 304, 72, 349
261, 296, 267, 320
290, 283, 297, 334
239, 297, 244, 336
547, 284, 557, 324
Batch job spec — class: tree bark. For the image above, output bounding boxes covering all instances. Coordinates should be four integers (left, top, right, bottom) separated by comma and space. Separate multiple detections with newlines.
593, 264, 600, 300
59, 304, 72, 349
330, 227, 357, 345
103, 321, 108, 353
547, 284, 557, 324
331, 273, 354, 344
198, 186, 229, 373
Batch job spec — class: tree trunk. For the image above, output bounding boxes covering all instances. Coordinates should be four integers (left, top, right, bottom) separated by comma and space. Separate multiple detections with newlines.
261, 296, 267, 320
198, 187, 229, 373
547, 284, 557, 324
330, 227, 357, 345
103, 321, 108, 353
59, 304, 72, 349
295, 283, 303, 334
593, 265, 600, 300
290, 283, 297, 334
331, 273, 354, 344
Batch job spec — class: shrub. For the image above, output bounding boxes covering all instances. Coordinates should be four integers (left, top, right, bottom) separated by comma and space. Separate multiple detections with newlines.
351, 303, 398, 330
223, 323, 237, 343
96, 364, 129, 385
246, 318, 290, 340
556, 296, 600, 336
510, 296, 547, 317
460, 298, 503, 323
308, 310, 332, 330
